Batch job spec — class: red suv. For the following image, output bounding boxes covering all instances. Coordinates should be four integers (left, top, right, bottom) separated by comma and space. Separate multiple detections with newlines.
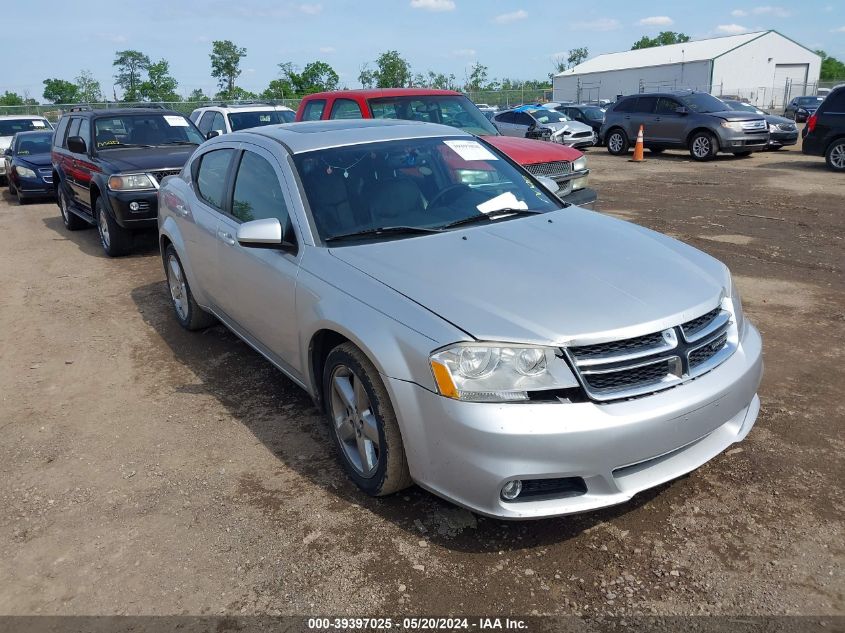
296, 89, 596, 207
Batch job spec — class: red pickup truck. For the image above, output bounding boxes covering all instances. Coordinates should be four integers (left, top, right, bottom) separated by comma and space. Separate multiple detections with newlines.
295, 89, 596, 208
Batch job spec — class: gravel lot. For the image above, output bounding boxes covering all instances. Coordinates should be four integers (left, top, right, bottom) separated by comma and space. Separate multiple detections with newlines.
0, 139, 842, 619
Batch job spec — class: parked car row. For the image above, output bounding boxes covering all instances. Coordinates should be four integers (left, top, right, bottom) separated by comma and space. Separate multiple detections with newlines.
596, 86, 845, 169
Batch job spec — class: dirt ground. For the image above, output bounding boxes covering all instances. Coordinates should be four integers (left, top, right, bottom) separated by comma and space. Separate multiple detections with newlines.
0, 138, 842, 619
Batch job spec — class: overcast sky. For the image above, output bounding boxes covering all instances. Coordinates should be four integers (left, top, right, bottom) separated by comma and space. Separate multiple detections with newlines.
3, 0, 843, 99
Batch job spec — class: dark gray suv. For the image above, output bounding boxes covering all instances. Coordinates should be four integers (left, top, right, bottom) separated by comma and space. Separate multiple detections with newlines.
601, 91, 769, 161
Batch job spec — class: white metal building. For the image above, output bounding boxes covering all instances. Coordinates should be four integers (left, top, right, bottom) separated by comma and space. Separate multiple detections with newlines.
553, 31, 821, 109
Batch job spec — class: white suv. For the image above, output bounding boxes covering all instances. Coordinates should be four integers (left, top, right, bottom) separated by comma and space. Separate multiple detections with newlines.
189, 103, 295, 138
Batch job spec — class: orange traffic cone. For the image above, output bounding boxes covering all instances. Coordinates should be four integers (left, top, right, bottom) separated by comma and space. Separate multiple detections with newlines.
630, 125, 645, 162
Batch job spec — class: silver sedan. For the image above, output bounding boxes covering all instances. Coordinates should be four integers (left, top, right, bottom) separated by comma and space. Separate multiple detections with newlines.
158, 119, 762, 519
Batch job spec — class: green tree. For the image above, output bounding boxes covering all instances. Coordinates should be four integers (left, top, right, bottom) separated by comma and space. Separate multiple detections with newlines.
0, 91, 25, 106
277, 60, 339, 96
428, 71, 457, 90
815, 50, 845, 81
187, 88, 210, 102
138, 59, 179, 102
465, 62, 489, 92
359, 50, 411, 88
632, 31, 690, 50
260, 78, 293, 100
210, 40, 247, 98
75, 70, 103, 103
43, 78, 81, 104
214, 86, 257, 101
113, 50, 151, 101
568, 47, 589, 68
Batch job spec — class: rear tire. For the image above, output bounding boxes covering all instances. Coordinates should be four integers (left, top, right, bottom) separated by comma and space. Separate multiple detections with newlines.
606, 129, 629, 156
689, 131, 718, 161
95, 196, 132, 257
164, 244, 216, 330
825, 139, 845, 172
323, 342, 412, 497
58, 186, 87, 231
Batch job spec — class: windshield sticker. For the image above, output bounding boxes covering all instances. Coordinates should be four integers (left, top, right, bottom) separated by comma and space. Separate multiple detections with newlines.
443, 139, 497, 161
477, 191, 527, 214
163, 115, 189, 127
32, 120, 46, 127
98, 140, 120, 147
259, 115, 271, 122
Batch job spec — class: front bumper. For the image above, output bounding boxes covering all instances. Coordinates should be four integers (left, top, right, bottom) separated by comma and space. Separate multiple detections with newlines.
768, 131, 798, 147
718, 129, 769, 152
106, 190, 158, 228
556, 132, 597, 149
14, 172, 55, 197
388, 322, 763, 519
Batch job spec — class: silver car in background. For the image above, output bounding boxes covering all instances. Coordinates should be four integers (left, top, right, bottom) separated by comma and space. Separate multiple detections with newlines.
158, 119, 762, 519
493, 108, 597, 148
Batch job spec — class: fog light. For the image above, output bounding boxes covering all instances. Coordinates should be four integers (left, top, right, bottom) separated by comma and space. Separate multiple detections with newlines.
129, 201, 140, 211
501, 479, 523, 501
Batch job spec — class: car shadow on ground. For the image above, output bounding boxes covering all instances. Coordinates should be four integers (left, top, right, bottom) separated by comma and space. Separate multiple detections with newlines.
41, 214, 159, 259
130, 279, 674, 553
753, 159, 829, 172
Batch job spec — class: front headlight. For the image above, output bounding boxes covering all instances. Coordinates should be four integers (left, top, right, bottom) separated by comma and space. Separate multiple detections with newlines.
430, 343, 579, 402
573, 156, 587, 172
729, 276, 746, 338
108, 173, 156, 191
769, 123, 778, 132
720, 121, 744, 131
14, 165, 36, 178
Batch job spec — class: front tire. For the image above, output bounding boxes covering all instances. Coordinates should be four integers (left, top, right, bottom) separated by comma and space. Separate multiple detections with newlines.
825, 139, 845, 172
689, 131, 718, 161
95, 196, 132, 257
164, 245, 216, 331
606, 129, 629, 156
59, 186, 87, 231
323, 342, 412, 497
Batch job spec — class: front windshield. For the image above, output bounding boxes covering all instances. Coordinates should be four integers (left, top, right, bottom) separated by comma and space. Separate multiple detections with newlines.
293, 136, 562, 243
94, 114, 204, 150
14, 132, 53, 155
679, 93, 733, 113
796, 97, 823, 105
368, 95, 499, 136
228, 110, 294, 131
0, 119, 51, 137
527, 109, 569, 124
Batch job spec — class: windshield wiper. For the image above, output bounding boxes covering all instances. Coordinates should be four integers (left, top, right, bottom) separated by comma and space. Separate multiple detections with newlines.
99, 143, 154, 149
158, 141, 199, 146
438, 208, 542, 230
324, 225, 443, 243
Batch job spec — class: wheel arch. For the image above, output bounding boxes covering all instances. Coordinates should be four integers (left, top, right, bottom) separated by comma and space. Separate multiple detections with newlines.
686, 127, 719, 149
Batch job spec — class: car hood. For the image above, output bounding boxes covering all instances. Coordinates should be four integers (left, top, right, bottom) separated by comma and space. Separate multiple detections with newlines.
764, 114, 796, 126
482, 135, 583, 164
713, 110, 765, 122
97, 146, 197, 171
543, 120, 594, 135
17, 153, 52, 167
0, 136, 12, 150
329, 208, 727, 345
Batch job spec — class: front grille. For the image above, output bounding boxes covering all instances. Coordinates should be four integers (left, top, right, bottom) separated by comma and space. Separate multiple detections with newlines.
38, 168, 53, 183
566, 306, 735, 401
741, 119, 767, 131
571, 131, 592, 138
151, 169, 181, 183
524, 161, 571, 179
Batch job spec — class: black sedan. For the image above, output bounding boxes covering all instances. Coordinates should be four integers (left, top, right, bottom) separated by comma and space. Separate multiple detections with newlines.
721, 100, 798, 149
557, 104, 606, 137
783, 96, 824, 122
4, 130, 54, 203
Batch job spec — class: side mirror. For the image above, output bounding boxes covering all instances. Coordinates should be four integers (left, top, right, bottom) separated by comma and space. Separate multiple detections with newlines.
675, 106, 689, 115
67, 135, 87, 154
537, 176, 559, 196
236, 218, 296, 252
3, 148, 12, 156
206, 130, 220, 140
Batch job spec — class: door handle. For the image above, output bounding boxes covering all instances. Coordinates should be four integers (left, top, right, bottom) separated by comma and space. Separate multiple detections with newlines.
218, 230, 236, 245
654, 117, 661, 122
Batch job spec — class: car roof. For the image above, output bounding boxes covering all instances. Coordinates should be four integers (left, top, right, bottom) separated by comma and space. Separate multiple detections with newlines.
302, 88, 462, 100
192, 103, 294, 112
72, 108, 186, 117
224, 119, 470, 153
0, 114, 49, 120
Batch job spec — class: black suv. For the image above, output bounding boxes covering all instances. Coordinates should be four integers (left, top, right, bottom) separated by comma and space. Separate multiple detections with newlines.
52, 107, 205, 256
802, 85, 845, 172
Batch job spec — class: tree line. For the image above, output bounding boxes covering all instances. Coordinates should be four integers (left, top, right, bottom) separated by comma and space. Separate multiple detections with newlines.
0, 41, 558, 107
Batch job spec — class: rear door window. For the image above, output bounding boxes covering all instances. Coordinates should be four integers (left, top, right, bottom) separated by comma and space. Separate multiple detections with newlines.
495, 111, 516, 124
633, 97, 658, 113
820, 89, 845, 112
329, 99, 363, 120
302, 99, 326, 121
195, 149, 235, 210
613, 98, 636, 113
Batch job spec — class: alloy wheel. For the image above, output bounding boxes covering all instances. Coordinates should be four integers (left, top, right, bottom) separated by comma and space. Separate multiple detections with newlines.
830, 144, 845, 170
692, 136, 710, 158
329, 365, 380, 478
608, 133, 623, 153
60, 192, 70, 224
98, 209, 110, 249
167, 254, 189, 321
